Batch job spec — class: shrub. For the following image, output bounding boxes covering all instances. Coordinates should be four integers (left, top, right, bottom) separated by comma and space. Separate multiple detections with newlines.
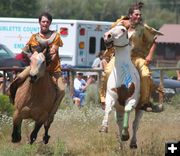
0, 95, 14, 116
84, 83, 100, 107
170, 95, 180, 106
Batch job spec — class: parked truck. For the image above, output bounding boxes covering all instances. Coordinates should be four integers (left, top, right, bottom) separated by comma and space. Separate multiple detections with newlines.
0, 18, 112, 67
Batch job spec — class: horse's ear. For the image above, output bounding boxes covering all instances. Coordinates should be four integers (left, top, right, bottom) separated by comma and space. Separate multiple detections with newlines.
29, 44, 35, 53
29, 44, 32, 52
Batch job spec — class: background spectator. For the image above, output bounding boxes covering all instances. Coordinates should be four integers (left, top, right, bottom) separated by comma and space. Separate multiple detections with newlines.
92, 51, 104, 69
73, 72, 90, 107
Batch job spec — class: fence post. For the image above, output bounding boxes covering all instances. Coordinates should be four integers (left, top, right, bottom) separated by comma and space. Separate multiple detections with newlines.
69, 70, 75, 97
159, 70, 164, 105
3, 70, 7, 94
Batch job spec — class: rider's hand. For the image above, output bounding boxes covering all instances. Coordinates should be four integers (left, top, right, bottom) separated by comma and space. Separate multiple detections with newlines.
145, 55, 152, 65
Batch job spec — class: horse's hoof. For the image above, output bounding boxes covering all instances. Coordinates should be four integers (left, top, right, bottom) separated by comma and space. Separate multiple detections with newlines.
130, 144, 137, 149
99, 126, 108, 133
121, 129, 129, 141
118, 143, 124, 150
121, 134, 129, 141
11, 135, 21, 143
43, 135, 50, 144
11, 132, 21, 143
29, 137, 36, 145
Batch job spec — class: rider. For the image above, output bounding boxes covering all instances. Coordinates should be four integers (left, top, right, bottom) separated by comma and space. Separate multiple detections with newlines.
100, 2, 163, 112
9, 12, 65, 106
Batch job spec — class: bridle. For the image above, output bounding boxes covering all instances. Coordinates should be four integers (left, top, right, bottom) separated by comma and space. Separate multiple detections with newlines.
106, 30, 130, 48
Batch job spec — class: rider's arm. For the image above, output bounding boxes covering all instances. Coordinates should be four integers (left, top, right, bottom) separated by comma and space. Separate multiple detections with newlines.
50, 45, 59, 61
50, 33, 63, 61
145, 42, 156, 65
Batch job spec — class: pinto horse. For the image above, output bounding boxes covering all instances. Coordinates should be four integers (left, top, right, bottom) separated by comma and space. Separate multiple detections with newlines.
11, 49, 59, 144
99, 25, 143, 148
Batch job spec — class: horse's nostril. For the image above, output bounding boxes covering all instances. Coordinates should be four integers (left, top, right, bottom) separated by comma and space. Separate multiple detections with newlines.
108, 34, 112, 39
29, 75, 37, 83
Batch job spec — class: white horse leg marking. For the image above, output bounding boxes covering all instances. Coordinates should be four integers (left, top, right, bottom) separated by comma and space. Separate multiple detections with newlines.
125, 99, 137, 111
100, 93, 116, 132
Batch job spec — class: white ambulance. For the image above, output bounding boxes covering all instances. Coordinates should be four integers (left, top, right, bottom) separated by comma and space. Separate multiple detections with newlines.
0, 18, 112, 67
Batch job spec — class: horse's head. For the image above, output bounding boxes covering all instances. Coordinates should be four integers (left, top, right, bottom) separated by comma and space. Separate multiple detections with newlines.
29, 50, 46, 83
104, 25, 129, 49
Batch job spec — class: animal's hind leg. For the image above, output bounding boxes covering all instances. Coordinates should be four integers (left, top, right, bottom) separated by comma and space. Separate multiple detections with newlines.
12, 110, 22, 143
115, 110, 124, 149
130, 109, 143, 149
30, 122, 43, 144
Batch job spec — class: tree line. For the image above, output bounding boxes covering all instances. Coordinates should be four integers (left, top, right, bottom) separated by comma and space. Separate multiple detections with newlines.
0, 0, 179, 29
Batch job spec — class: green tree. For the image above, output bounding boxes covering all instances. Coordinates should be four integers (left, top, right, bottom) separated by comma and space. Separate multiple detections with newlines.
0, 0, 178, 28
0, 0, 39, 17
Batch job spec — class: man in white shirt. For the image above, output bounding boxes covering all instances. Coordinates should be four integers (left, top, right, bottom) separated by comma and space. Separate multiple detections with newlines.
92, 51, 104, 69
73, 72, 88, 106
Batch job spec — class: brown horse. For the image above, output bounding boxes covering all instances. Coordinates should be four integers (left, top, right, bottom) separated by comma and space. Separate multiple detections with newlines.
11, 50, 59, 144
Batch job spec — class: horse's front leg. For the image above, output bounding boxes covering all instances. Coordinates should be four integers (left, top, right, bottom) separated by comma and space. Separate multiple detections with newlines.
43, 116, 55, 144
12, 110, 22, 143
29, 122, 43, 144
121, 99, 136, 141
99, 93, 116, 133
130, 109, 143, 149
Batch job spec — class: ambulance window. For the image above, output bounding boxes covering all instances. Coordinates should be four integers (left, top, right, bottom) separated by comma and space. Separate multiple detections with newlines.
89, 37, 96, 54
100, 38, 106, 50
